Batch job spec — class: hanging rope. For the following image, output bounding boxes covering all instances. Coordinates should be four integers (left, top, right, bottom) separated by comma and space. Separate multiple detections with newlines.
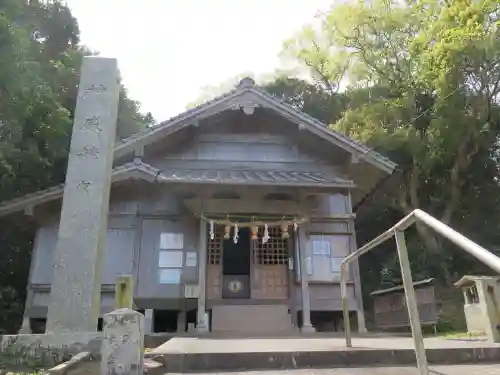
197, 214, 308, 228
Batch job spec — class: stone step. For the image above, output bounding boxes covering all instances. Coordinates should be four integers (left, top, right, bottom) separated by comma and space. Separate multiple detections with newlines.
157, 365, 500, 375
211, 304, 293, 333
145, 337, 500, 373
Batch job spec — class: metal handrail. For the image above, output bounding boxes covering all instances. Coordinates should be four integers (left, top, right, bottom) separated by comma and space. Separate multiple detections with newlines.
340, 209, 500, 375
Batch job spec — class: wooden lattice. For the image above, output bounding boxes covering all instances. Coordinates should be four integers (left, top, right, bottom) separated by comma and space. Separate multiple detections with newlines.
207, 228, 223, 265
253, 226, 289, 265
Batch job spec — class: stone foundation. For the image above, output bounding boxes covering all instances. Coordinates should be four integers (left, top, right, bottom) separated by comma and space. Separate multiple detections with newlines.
0, 332, 102, 368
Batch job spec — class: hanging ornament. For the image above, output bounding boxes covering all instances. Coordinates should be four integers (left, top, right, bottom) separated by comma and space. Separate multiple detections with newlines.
209, 220, 215, 240
233, 223, 239, 244
224, 225, 231, 240
262, 224, 270, 244
251, 224, 259, 240
293, 222, 298, 232
281, 222, 290, 239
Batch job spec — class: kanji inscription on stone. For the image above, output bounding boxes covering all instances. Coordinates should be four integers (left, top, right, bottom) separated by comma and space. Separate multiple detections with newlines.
80, 115, 103, 131
85, 83, 106, 94
76, 180, 92, 192
76, 145, 100, 158
46, 56, 120, 334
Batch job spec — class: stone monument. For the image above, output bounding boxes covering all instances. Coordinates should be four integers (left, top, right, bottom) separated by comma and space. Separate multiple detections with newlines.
100, 309, 144, 375
45, 56, 120, 333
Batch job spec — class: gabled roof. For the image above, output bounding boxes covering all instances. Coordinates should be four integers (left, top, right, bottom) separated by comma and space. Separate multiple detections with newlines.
115, 77, 396, 174
370, 278, 435, 296
0, 160, 160, 216
0, 160, 354, 217
0, 77, 396, 217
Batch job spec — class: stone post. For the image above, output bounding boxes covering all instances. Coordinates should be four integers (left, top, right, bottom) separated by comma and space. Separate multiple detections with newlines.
46, 56, 120, 333
298, 226, 315, 333
196, 219, 209, 332
100, 308, 144, 375
114, 275, 134, 309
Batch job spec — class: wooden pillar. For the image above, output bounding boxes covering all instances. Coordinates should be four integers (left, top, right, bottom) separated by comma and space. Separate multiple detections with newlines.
289, 237, 298, 328
177, 311, 187, 333
196, 218, 209, 332
298, 225, 315, 333
144, 309, 154, 334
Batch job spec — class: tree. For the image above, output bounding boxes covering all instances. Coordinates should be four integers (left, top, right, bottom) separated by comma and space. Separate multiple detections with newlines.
283, 0, 500, 283
0, 0, 154, 332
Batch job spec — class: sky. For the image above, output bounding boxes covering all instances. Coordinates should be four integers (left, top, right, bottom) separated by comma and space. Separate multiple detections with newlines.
65, 0, 333, 122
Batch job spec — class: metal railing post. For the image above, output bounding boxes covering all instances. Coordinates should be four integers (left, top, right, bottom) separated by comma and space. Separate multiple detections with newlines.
339, 208, 500, 369
394, 229, 429, 375
340, 265, 352, 347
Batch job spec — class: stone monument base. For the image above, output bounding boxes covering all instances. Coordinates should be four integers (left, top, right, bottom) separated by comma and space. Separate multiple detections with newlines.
0, 332, 102, 368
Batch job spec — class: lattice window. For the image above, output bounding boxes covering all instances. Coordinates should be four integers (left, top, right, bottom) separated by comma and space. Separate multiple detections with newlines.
253, 226, 289, 265
207, 226, 223, 265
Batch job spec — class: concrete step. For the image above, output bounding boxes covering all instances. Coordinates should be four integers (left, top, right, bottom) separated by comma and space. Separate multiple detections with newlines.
145, 336, 500, 373
157, 365, 500, 374
211, 304, 292, 334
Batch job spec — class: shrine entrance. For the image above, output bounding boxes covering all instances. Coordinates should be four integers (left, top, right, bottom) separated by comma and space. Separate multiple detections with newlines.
222, 228, 251, 299
206, 222, 291, 301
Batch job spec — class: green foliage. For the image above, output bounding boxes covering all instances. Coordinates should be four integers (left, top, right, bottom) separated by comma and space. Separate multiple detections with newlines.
283, 0, 500, 288
0, 0, 154, 333
0, 337, 73, 372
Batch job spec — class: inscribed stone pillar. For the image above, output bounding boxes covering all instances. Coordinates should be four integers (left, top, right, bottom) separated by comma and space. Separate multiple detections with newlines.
46, 56, 120, 333
100, 309, 144, 375
298, 226, 315, 333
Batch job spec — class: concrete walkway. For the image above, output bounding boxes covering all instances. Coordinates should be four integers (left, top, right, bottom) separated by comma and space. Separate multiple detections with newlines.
151, 336, 497, 354
185, 366, 500, 375
147, 336, 500, 372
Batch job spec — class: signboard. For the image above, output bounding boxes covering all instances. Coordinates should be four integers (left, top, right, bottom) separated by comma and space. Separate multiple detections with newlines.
184, 284, 200, 298
331, 257, 343, 273
158, 269, 181, 284
158, 250, 183, 268
312, 239, 331, 256
185, 252, 197, 267
160, 232, 183, 249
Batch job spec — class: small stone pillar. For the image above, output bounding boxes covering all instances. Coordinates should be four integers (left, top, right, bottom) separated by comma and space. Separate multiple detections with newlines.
101, 308, 144, 375
114, 275, 134, 309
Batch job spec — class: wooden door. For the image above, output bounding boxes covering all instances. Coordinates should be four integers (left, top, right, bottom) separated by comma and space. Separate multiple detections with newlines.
207, 230, 222, 299
251, 227, 289, 299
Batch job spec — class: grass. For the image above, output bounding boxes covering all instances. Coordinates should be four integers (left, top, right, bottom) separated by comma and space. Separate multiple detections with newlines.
434, 331, 484, 339
0, 339, 69, 375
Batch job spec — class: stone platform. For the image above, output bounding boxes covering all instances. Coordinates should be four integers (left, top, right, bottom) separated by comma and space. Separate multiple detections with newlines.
179, 366, 500, 375
146, 336, 500, 373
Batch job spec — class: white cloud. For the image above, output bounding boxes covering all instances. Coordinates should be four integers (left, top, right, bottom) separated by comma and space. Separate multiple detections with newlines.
66, 0, 332, 121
